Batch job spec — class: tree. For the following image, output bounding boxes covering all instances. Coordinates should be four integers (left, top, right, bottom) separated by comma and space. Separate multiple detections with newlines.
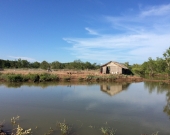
51, 61, 62, 69
40, 61, 50, 69
31, 61, 40, 68
163, 47, 170, 72
147, 57, 156, 75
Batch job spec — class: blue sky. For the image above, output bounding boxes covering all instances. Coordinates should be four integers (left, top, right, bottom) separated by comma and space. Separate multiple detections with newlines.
1, 0, 170, 64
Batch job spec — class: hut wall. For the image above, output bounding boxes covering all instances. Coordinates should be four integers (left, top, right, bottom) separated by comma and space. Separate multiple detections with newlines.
101, 62, 125, 74
106, 62, 122, 74
102, 66, 106, 74
118, 67, 122, 74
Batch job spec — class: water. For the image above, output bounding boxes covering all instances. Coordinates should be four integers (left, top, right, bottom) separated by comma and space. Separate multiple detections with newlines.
0, 82, 170, 135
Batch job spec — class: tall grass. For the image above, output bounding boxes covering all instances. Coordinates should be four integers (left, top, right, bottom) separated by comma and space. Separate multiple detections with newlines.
0, 73, 59, 82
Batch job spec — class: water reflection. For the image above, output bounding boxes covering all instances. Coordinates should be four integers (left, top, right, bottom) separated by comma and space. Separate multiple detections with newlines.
0, 81, 92, 88
0, 82, 170, 135
144, 82, 170, 118
100, 83, 131, 96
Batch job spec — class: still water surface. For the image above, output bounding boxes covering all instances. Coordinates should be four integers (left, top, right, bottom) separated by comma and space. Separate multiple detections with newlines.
0, 82, 170, 135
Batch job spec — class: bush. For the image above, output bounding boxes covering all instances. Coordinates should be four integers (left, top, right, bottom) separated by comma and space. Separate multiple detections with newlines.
22, 74, 30, 82
49, 74, 59, 81
39, 73, 59, 82
39, 73, 51, 82
28, 74, 39, 82
6, 74, 23, 82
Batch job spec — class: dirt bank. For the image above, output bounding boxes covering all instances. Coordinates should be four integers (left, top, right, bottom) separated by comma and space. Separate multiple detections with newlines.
0, 69, 143, 82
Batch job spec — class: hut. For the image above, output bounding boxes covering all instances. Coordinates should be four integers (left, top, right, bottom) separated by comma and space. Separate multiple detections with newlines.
100, 61, 128, 74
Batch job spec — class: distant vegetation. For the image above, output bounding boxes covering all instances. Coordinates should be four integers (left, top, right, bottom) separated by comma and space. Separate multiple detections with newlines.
0, 59, 100, 70
124, 47, 170, 76
1, 47, 170, 76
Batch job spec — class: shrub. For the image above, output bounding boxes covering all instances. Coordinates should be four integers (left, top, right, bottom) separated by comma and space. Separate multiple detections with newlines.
0, 73, 7, 80
22, 74, 30, 82
6, 74, 23, 82
28, 74, 39, 82
49, 74, 59, 81
39, 73, 51, 82
39, 73, 59, 82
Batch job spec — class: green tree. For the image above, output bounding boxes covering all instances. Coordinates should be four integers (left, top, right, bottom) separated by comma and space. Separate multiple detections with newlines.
51, 61, 62, 69
163, 47, 170, 73
40, 61, 50, 69
31, 61, 40, 68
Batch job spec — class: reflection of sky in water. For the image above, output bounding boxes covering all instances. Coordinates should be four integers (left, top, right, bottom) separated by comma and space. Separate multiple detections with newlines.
0, 82, 170, 135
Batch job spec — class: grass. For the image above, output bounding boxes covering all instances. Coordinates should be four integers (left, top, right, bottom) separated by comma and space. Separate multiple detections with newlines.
0, 116, 161, 135
98, 122, 116, 135
0, 73, 59, 82
0, 69, 143, 83
57, 120, 70, 135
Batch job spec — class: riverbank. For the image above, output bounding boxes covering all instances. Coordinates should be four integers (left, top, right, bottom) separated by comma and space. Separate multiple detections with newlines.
0, 69, 143, 83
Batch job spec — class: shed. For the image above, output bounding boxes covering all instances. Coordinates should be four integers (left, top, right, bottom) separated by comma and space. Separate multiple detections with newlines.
100, 61, 128, 74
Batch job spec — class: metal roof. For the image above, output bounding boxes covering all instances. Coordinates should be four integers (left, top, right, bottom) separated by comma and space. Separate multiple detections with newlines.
101, 61, 128, 69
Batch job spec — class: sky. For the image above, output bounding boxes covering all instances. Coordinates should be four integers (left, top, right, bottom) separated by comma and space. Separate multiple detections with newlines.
0, 0, 170, 65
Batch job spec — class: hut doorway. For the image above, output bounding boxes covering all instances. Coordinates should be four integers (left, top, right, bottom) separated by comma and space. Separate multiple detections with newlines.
106, 66, 110, 74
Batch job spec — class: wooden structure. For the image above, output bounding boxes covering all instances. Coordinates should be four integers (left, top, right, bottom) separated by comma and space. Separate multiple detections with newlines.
100, 61, 128, 74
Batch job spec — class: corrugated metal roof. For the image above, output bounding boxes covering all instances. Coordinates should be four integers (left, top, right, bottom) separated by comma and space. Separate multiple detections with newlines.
101, 61, 128, 69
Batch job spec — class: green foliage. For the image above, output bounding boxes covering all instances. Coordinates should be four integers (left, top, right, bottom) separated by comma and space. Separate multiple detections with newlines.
0, 59, 100, 70
40, 61, 50, 69
39, 73, 59, 82
6, 74, 23, 82
30, 61, 40, 68
22, 75, 30, 82
28, 74, 39, 82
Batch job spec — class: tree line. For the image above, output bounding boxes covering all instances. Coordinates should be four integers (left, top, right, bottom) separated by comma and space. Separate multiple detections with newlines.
0, 59, 100, 70
126, 47, 170, 75
1, 47, 170, 74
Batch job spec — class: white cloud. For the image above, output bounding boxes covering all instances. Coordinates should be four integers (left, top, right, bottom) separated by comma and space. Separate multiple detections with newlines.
8, 56, 37, 62
85, 27, 99, 35
64, 4, 170, 64
140, 4, 170, 17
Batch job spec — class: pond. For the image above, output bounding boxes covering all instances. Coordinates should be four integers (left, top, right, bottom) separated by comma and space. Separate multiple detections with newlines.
0, 82, 170, 135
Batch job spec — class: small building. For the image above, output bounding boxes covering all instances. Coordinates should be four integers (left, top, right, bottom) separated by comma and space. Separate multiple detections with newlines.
100, 61, 128, 74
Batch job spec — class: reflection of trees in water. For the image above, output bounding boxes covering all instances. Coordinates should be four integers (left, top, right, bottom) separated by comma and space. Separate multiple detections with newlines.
0, 82, 89, 89
164, 91, 170, 118
144, 82, 170, 118
144, 82, 170, 93
100, 82, 131, 96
